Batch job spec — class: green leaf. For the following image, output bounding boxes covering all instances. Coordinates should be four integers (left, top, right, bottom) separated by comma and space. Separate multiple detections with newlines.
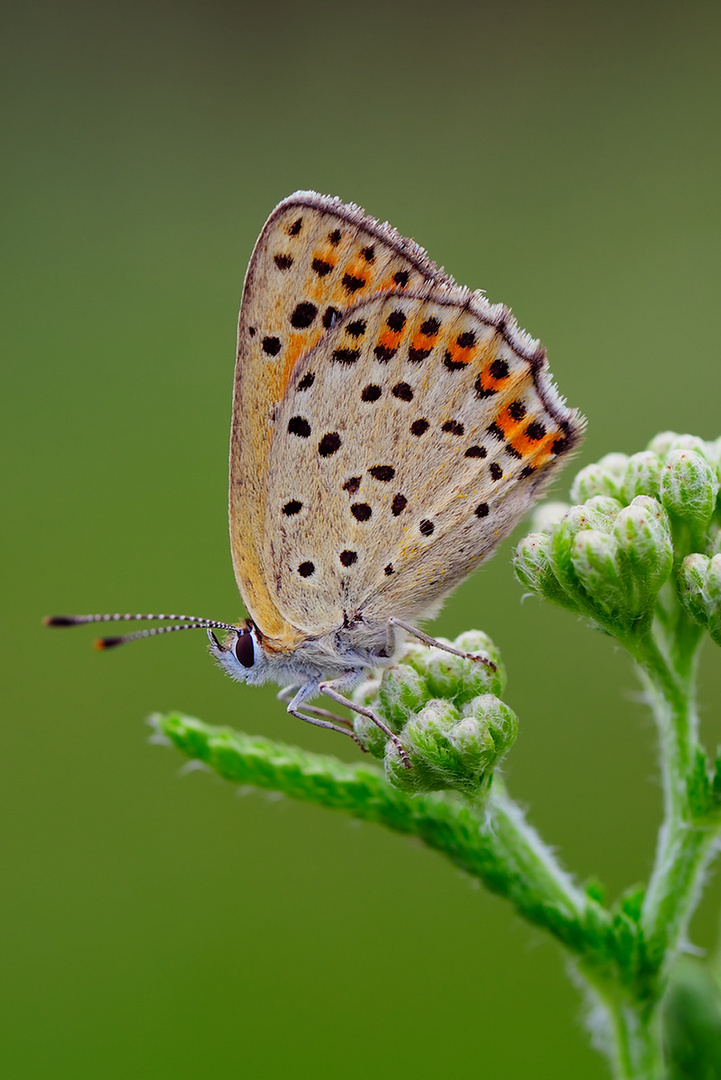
662, 960, 721, 1080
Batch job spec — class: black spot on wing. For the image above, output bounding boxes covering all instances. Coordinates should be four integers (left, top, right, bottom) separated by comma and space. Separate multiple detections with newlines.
288, 416, 311, 438
262, 336, 281, 356
369, 465, 395, 482
322, 306, 341, 329
392, 382, 413, 401
342, 273, 366, 294
408, 346, 432, 363
526, 421, 546, 441
332, 348, 360, 364
290, 302, 317, 329
318, 432, 341, 456
312, 257, 333, 277
346, 319, 367, 338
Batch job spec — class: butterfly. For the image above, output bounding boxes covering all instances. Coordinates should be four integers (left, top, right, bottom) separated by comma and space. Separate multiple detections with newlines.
46, 192, 584, 766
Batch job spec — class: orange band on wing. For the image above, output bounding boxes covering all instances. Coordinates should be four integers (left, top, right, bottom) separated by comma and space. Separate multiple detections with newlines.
376, 327, 404, 352
443, 341, 476, 368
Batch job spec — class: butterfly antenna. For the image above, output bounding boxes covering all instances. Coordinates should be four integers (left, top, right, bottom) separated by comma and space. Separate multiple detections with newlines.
43, 612, 240, 649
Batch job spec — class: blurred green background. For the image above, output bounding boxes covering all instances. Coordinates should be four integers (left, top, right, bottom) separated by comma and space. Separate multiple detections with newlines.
4, 1, 721, 1077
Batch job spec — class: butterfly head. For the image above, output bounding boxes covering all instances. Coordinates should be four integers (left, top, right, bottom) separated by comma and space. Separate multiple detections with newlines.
207, 620, 268, 684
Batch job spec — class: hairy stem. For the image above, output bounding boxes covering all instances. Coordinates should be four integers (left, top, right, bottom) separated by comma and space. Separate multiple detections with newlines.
154, 712, 614, 967
636, 623, 719, 978
604, 997, 660, 1080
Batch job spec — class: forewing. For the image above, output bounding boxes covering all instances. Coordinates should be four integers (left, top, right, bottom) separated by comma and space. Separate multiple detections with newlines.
265, 285, 584, 634
230, 192, 450, 644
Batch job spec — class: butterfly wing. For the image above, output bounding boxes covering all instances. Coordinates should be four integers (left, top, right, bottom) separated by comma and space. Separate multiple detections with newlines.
230, 192, 451, 645
263, 283, 584, 635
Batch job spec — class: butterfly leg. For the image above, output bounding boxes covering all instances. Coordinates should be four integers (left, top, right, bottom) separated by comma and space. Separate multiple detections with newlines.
277, 685, 354, 729
318, 675, 411, 769
388, 617, 497, 671
284, 683, 368, 752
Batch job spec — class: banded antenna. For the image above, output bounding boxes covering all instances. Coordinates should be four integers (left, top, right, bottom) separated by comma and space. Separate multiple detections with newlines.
43, 612, 239, 649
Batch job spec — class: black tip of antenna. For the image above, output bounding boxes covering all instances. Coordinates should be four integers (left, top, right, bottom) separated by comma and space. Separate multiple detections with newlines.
44, 615, 81, 627
94, 637, 123, 650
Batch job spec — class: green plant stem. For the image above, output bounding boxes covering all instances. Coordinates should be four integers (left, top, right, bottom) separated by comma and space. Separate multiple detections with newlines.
603, 997, 660, 1080
636, 624, 720, 978
154, 712, 614, 968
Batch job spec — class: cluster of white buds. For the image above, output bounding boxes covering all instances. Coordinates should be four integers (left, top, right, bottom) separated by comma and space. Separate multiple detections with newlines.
514, 433, 721, 645
353, 631, 518, 796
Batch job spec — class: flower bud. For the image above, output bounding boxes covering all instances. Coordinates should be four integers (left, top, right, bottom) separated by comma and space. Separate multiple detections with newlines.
647, 431, 681, 458
550, 504, 618, 595
709, 437, 721, 482
613, 497, 673, 606
584, 495, 624, 527
571, 455, 629, 502
661, 449, 718, 538
464, 694, 518, 757
400, 633, 502, 697
569, 529, 625, 618
514, 532, 577, 609
352, 711, 394, 759
705, 555, 721, 646
453, 630, 506, 697
570, 463, 618, 503
708, 523, 721, 557
352, 676, 381, 709
678, 554, 711, 624
598, 453, 631, 482
385, 694, 518, 796
399, 640, 432, 671
530, 501, 571, 535
418, 641, 502, 704
623, 451, 663, 502
351, 674, 389, 756
667, 434, 712, 459
375, 663, 431, 731
678, 553, 721, 646
453, 629, 501, 665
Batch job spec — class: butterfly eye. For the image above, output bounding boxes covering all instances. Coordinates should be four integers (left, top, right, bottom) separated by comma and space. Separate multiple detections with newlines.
234, 629, 255, 668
